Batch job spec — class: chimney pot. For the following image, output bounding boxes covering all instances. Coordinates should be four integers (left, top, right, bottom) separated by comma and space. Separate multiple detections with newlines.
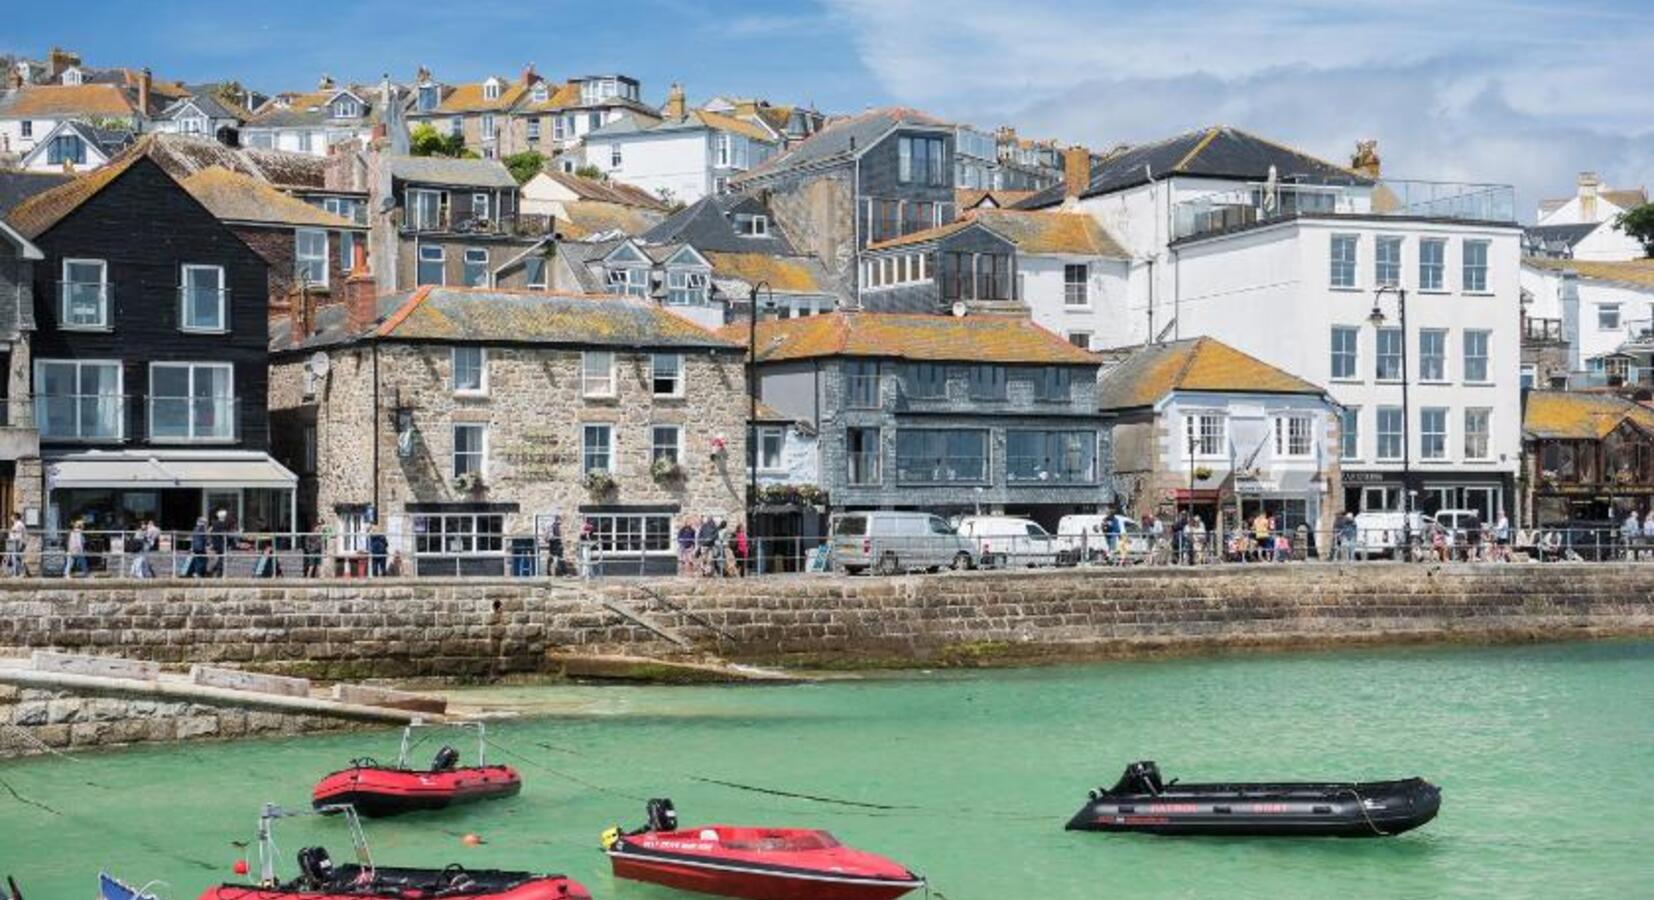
345, 242, 378, 334
137, 67, 152, 116
1063, 145, 1091, 199
663, 83, 686, 120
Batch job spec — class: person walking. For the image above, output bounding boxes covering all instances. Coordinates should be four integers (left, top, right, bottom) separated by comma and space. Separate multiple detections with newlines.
64, 520, 88, 578
1641, 510, 1654, 561
1492, 512, 1511, 562
5, 512, 26, 577
1622, 510, 1641, 561
367, 524, 388, 578
253, 540, 282, 578
733, 523, 750, 577
696, 515, 718, 576
207, 509, 231, 577
676, 517, 696, 576
577, 517, 595, 579
302, 526, 323, 579
1338, 512, 1359, 562
184, 516, 209, 577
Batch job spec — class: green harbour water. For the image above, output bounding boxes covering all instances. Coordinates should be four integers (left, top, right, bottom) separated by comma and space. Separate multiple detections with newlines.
3, 640, 1652, 899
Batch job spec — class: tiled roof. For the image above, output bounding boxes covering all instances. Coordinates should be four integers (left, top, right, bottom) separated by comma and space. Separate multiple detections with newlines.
0, 84, 138, 118
704, 252, 831, 294
0, 171, 73, 218
1524, 257, 1654, 291
180, 167, 357, 229
1603, 188, 1648, 209
557, 201, 667, 239
956, 188, 1037, 210
692, 110, 775, 142
1524, 390, 1654, 440
430, 79, 531, 114
539, 171, 667, 209
721, 311, 1099, 366
1097, 337, 1325, 411
5, 151, 148, 240
734, 107, 951, 184
385, 155, 517, 189
969, 209, 1129, 258
864, 219, 976, 251
518, 81, 582, 112
134, 133, 326, 190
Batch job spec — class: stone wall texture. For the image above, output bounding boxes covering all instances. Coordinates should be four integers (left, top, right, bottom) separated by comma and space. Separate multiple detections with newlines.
0, 566, 1651, 678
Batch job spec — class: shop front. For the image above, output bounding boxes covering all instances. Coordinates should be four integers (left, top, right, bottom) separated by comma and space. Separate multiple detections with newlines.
1343, 470, 1514, 522
1233, 470, 1329, 554
44, 449, 298, 535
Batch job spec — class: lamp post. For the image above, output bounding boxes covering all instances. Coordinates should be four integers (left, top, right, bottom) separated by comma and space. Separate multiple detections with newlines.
1369, 285, 1411, 553
748, 281, 773, 572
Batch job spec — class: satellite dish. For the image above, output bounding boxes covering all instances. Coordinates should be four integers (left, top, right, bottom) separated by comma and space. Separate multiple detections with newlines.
951, 301, 968, 318
307, 351, 332, 378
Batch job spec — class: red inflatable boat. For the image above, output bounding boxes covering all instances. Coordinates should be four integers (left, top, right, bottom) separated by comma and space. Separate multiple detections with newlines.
313, 721, 520, 817
602, 800, 925, 900
198, 803, 590, 900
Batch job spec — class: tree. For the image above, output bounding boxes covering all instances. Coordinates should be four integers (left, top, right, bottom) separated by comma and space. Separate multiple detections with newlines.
503, 151, 546, 185
1616, 204, 1654, 258
409, 122, 469, 159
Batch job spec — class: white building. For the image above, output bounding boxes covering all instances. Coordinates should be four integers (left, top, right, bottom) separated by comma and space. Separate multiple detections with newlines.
1025, 126, 1523, 521
971, 208, 1130, 351
1528, 172, 1647, 262
14, 119, 132, 172
580, 86, 778, 205
1522, 258, 1654, 386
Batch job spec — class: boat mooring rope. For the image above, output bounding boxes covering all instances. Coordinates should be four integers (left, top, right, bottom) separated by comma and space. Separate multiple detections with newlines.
1341, 786, 1391, 837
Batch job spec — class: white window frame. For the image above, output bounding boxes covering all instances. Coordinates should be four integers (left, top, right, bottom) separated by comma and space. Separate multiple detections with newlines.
651, 353, 684, 397
1330, 326, 1359, 380
452, 346, 487, 395
1598, 304, 1621, 331
408, 188, 444, 230
1418, 328, 1448, 382
526, 117, 541, 140
34, 358, 124, 441
178, 264, 227, 333
581, 423, 614, 473
417, 245, 446, 286
1329, 234, 1358, 288
463, 247, 490, 287
1273, 414, 1314, 459
1376, 406, 1404, 461
606, 266, 649, 298
756, 425, 785, 472
610, 144, 623, 168
666, 268, 709, 305
1420, 407, 1448, 460
1184, 412, 1228, 459
1376, 327, 1403, 382
1340, 406, 1360, 461
1463, 330, 1491, 383
650, 424, 682, 465
1375, 235, 1402, 288
452, 423, 487, 477
60, 257, 109, 330
582, 351, 617, 398
1418, 238, 1446, 291
1063, 263, 1090, 307
148, 361, 235, 443
1464, 408, 1491, 461
296, 229, 329, 287
1462, 239, 1490, 293
1065, 331, 1092, 351
472, 192, 490, 222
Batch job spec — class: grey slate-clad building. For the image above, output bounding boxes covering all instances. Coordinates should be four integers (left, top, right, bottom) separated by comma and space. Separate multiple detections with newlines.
859, 219, 1016, 314
724, 311, 1110, 528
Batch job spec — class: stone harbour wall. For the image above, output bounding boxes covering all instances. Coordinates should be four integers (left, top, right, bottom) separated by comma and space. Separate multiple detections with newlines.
0, 566, 1652, 679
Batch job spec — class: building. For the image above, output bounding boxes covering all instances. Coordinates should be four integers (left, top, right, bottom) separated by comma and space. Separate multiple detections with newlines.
731, 311, 1108, 529
269, 283, 749, 575
1522, 390, 1654, 525
698, 96, 823, 149
731, 107, 959, 294
519, 170, 669, 239
581, 85, 780, 204
405, 69, 535, 160
14, 119, 133, 173
1098, 337, 1341, 545
1521, 258, 1654, 387
4, 153, 294, 535
241, 77, 395, 156
749, 400, 823, 572
508, 74, 657, 162
0, 82, 147, 158
149, 90, 248, 143
993, 127, 1068, 191
1527, 172, 1647, 261
0, 203, 44, 524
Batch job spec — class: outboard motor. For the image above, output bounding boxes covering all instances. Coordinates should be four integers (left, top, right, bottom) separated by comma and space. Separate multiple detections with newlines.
1108, 761, 1166, 796
431, 745, 460, 772
296, 847, 334, 889
645, 798, 678, 833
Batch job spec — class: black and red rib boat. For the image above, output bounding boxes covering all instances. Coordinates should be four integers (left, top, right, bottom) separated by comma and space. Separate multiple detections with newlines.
603, 799, 925, 900
313, 721, 520, 818
1066, 760, 1442, 837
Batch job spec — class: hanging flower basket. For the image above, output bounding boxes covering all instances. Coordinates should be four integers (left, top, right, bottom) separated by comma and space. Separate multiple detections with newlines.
583, 470, 617, 497
651, 457, 684, 482
1192, 466, 1214, 481
451, 471, 486, 494
708, 434, 728, 460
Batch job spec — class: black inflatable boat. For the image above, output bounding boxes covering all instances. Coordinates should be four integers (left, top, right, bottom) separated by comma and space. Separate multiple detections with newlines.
1066, 761, 1440, 837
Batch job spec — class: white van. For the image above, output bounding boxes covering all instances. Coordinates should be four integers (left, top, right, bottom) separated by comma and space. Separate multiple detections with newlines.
1057, 514, 1149, 562
955, 515, 1073, 568
831, 512, 975, 575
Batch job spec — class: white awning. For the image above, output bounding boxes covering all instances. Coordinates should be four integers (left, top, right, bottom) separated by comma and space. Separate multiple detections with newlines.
45, 450, 298, 491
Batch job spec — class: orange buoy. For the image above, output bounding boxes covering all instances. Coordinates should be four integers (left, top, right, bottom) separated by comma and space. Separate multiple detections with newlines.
233, 859, 250, 876
461, 833, 484, 846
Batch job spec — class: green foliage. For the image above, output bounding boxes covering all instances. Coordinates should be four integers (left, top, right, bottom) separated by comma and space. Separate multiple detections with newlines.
573, 163, 603, 179
1616, 204, 1654, 257
504, 151, 546, 184
409, 122, 468, 158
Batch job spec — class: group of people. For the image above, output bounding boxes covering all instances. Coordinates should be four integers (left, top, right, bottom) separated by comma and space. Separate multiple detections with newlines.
675, 516, 750, 577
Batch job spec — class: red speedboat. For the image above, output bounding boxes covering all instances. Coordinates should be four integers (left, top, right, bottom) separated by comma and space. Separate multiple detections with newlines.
313, 721, 520, 817
199, 803, 590, 900
602, 799, 925, 900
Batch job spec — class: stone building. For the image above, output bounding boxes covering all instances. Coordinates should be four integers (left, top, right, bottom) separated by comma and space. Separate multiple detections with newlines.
269, 279, 748, 575
0, 214, 42, 524
1522, 390, 1654, 525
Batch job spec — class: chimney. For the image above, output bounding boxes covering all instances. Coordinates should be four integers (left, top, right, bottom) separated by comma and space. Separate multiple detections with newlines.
1063, 145, 1091, 199
521, 62, 538, 85
138, 67, 151, 116
318, 73, 335, 91
47, 47, 80, 80
1351, 139, 1381, 179
286, 285, 314, 341
663, 83, 686, 120
416, 66, 432, 85
1578, 171, 1601, 221
345, 242, 378, 334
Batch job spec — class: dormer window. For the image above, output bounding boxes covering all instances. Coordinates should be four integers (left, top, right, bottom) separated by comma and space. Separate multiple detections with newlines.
605, 265, 649, 298
531, 83, 548, 103
483, 78, 501, 101
61, 67, 82, 86
417, 84, 438, 112
735, 214, 769, 237
332, 97, 360, 119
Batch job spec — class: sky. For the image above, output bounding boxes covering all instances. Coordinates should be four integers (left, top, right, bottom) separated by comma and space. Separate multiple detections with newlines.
7, 0, 1653, 220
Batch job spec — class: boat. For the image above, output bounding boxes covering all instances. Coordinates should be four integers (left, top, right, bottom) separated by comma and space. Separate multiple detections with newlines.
100, 873, 163, 899
602, 798, 925, 900
1066, 760, 1442, 837
197, 803, 590, 900
312, 720, 521, 817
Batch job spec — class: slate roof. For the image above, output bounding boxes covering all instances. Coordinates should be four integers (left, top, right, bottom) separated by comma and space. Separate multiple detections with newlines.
538, 171, 667, 209
1524, 390, 1654, 441
1524, 258, 1654, 291
0, 83, 138, 118
733, 107, 952, 184
245, 86, 384, 129
864, 219, 977, 251
1097, 337, 1326, 411
273, 286, 740, 353
557, 202, 667, 240
556, 238, 628, 293
385, 155, 517, 189
20, 120, 134, 162
593, 109, 775, 144
159, 91, 247, 121
133, 133, 327, 190
180, 167, 358, 229
1523, 223, 1601, 254
1020, 125, 1365, 209
723, 311, 1098, 366
969, 209, 1130, 258
642, 195, 795, 254
0, 171, 74, 218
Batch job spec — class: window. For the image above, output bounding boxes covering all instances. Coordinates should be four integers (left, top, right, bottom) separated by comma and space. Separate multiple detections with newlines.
901, 201, 935, 235
1184, 413, 1226, 457
1007, 430, 1096, 482
1464, 408, 1491, 460
180, 265, 225, 332
896, 429, 989, 483
471, 192, 490, 221
1463, 330, 1490, 382
1419, 238, 1446, 291
755, 426, 784, 471
452, 346, 486, 394
1419, 408, 1448, 460
845, 360, 880, 409
417, 85, 438, 112
332, 98, 359, 118
1274, 415, 1313, 458
967, 364, 1006, 400
582, 351, 616, 398
1330, 234, 1357, 288
650, 425, 681, 465
1066, 331, 1092, 350
651, 354, 683, 397
847, 427, 880, 484
1599, 304, 1621, 331
483, 80, 500, 101
553, 116, 569, 141
940, 252, 1011, 301
1341, 407, 1360, 460
1377, 407, 1403, 460
588, 111, 602, 132
60, 258, 109, 329
417, 245, 445, 286
666, 269, 708, 305
46, 134, 85, 166
734, 214, 768, 237
339, 230, 359, 271
408, 189, 443, 230
1520, 364, 1536, 390
1330, 326, 1359, 379
868, 199, 900, 243
296, 229, 328, 286
897, 136, 947, 186
35, 360, 122, 440
1032, 366, 1071, 402
903, 363, 947, 399
414, 513, 504, 556
610, 144, 623, 168
1376, 327, 1403, 381
585, 513, 673, 558
449, 116, 463, 137
1419, 329, 1447, 381
581, 424, 613, 473
479, 113, 495, 140
452, 423, 486, 477
1375, 236, 1402, 288
20, 121, 31, 139
525, 255, 547, 288
462, 248, 489, 287
1462, 240, 1489, 292
716, 134, 731, 167
526, 117, 541, 140
1064, 263, 1089, 306
532, 83, 548, 103
149, 362, 234, 441
605, 266, 648, 297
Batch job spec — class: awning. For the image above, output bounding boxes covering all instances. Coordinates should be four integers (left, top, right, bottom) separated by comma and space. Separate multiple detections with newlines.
1234, 470, 1325, 496
44, 450, 298, 491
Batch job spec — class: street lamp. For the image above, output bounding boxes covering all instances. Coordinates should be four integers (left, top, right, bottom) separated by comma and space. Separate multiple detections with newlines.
1369, 285, 1412, 553
747, 281, 774, 572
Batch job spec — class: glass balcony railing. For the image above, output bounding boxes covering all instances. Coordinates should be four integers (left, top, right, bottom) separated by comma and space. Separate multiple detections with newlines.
148, 395, 238, 442
1174, 179, 1517, 240
36, 393, 125, 441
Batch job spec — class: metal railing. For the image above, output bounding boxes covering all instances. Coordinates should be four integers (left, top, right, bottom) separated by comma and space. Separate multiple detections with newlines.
146, 395, 238, 442
1174, 179, 1517, 240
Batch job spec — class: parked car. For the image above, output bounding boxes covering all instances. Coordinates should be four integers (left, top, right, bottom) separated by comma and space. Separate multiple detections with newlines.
1056, 514, 1150, 562
1351, 511, 1428, 559
955, 516, 1073, 568
830, 512, 975, 575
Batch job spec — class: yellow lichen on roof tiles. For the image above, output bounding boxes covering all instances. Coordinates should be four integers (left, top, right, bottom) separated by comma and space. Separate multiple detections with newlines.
864, 219, 975, 251
1098, 337, 1324, 410
3, 84, 137, 117
561, 201, 664, 238
180, 166, 356, 229
1525, 257, 1654, 290
968, 209, 1129, 258
704, 252, 824, 293
435, 80, 530, 113
1523, 390, 1654, 440
693, 110, 774, 143
5, 150, 147, 239
720, 311, 1098, 366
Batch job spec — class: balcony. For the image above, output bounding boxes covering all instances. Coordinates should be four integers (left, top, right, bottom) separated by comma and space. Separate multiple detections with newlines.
148, 395, 238, 443
1173, 179, 1517, 241
398, 209, 554, 237
37, 392, 125, 443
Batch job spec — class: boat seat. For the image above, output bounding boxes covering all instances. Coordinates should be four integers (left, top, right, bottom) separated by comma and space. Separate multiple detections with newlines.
698, 829, 719, 841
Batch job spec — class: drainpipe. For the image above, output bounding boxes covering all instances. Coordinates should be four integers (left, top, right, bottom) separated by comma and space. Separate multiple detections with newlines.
371, 341, 381, 517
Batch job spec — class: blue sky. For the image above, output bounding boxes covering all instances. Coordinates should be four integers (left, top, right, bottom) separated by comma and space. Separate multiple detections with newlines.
8, 0, 1653, 218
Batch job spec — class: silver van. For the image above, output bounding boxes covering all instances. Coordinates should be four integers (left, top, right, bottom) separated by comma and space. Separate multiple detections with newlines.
831, 512, 975, 575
